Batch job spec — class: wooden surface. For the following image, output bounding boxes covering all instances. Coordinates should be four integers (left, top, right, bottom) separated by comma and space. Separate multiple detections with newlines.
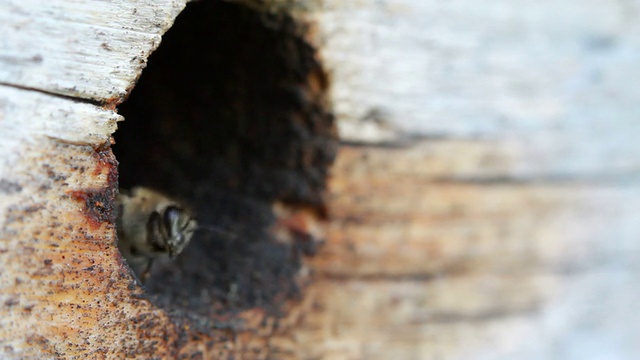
0, 1, 194, 358
1, 0, 640, 359
298, 1, 640, 358
288, 145, 640, 359
0, 0, 185, 101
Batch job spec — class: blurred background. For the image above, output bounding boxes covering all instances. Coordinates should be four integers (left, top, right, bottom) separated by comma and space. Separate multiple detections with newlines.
310, 1, 640, 359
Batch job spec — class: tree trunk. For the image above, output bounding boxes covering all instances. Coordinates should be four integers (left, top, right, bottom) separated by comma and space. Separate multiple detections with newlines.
1, 0, 639, 359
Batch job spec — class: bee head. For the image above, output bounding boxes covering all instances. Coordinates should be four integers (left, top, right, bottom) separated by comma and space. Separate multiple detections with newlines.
147, 205, 198, 257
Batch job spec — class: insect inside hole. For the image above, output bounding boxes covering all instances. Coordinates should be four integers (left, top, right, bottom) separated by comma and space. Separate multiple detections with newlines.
116, 187, 199, 283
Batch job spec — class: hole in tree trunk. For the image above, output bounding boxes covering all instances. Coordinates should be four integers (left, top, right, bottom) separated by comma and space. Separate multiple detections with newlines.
113, 0, 337, 326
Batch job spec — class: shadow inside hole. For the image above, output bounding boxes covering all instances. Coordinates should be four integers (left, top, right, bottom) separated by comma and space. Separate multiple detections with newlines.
113, 1, 336, 322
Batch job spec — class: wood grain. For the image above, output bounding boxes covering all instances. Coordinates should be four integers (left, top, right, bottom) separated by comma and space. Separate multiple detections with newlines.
0, 0, 186, 101
1, 0, 640, 358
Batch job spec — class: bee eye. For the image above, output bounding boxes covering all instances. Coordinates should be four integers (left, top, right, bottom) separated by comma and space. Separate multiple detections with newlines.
163, 206, 183, 233
146, 210, 167, 251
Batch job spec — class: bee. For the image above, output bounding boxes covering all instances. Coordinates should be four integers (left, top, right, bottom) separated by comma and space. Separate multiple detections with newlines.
116, 187, 198, 282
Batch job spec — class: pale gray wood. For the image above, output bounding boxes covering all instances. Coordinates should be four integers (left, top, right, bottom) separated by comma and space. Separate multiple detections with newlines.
0, 0, 187, 101
314, 0, 640, 177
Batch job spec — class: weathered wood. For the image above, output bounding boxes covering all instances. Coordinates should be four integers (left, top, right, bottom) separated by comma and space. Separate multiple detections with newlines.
284, 145, 640, 359
0, 0, 186, 101
289, 1, 640, 357
1, 0, 640, 359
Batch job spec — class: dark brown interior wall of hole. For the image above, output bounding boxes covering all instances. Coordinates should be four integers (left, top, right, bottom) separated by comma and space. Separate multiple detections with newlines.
116, 1, 336, 205
113, 1, 336, 321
